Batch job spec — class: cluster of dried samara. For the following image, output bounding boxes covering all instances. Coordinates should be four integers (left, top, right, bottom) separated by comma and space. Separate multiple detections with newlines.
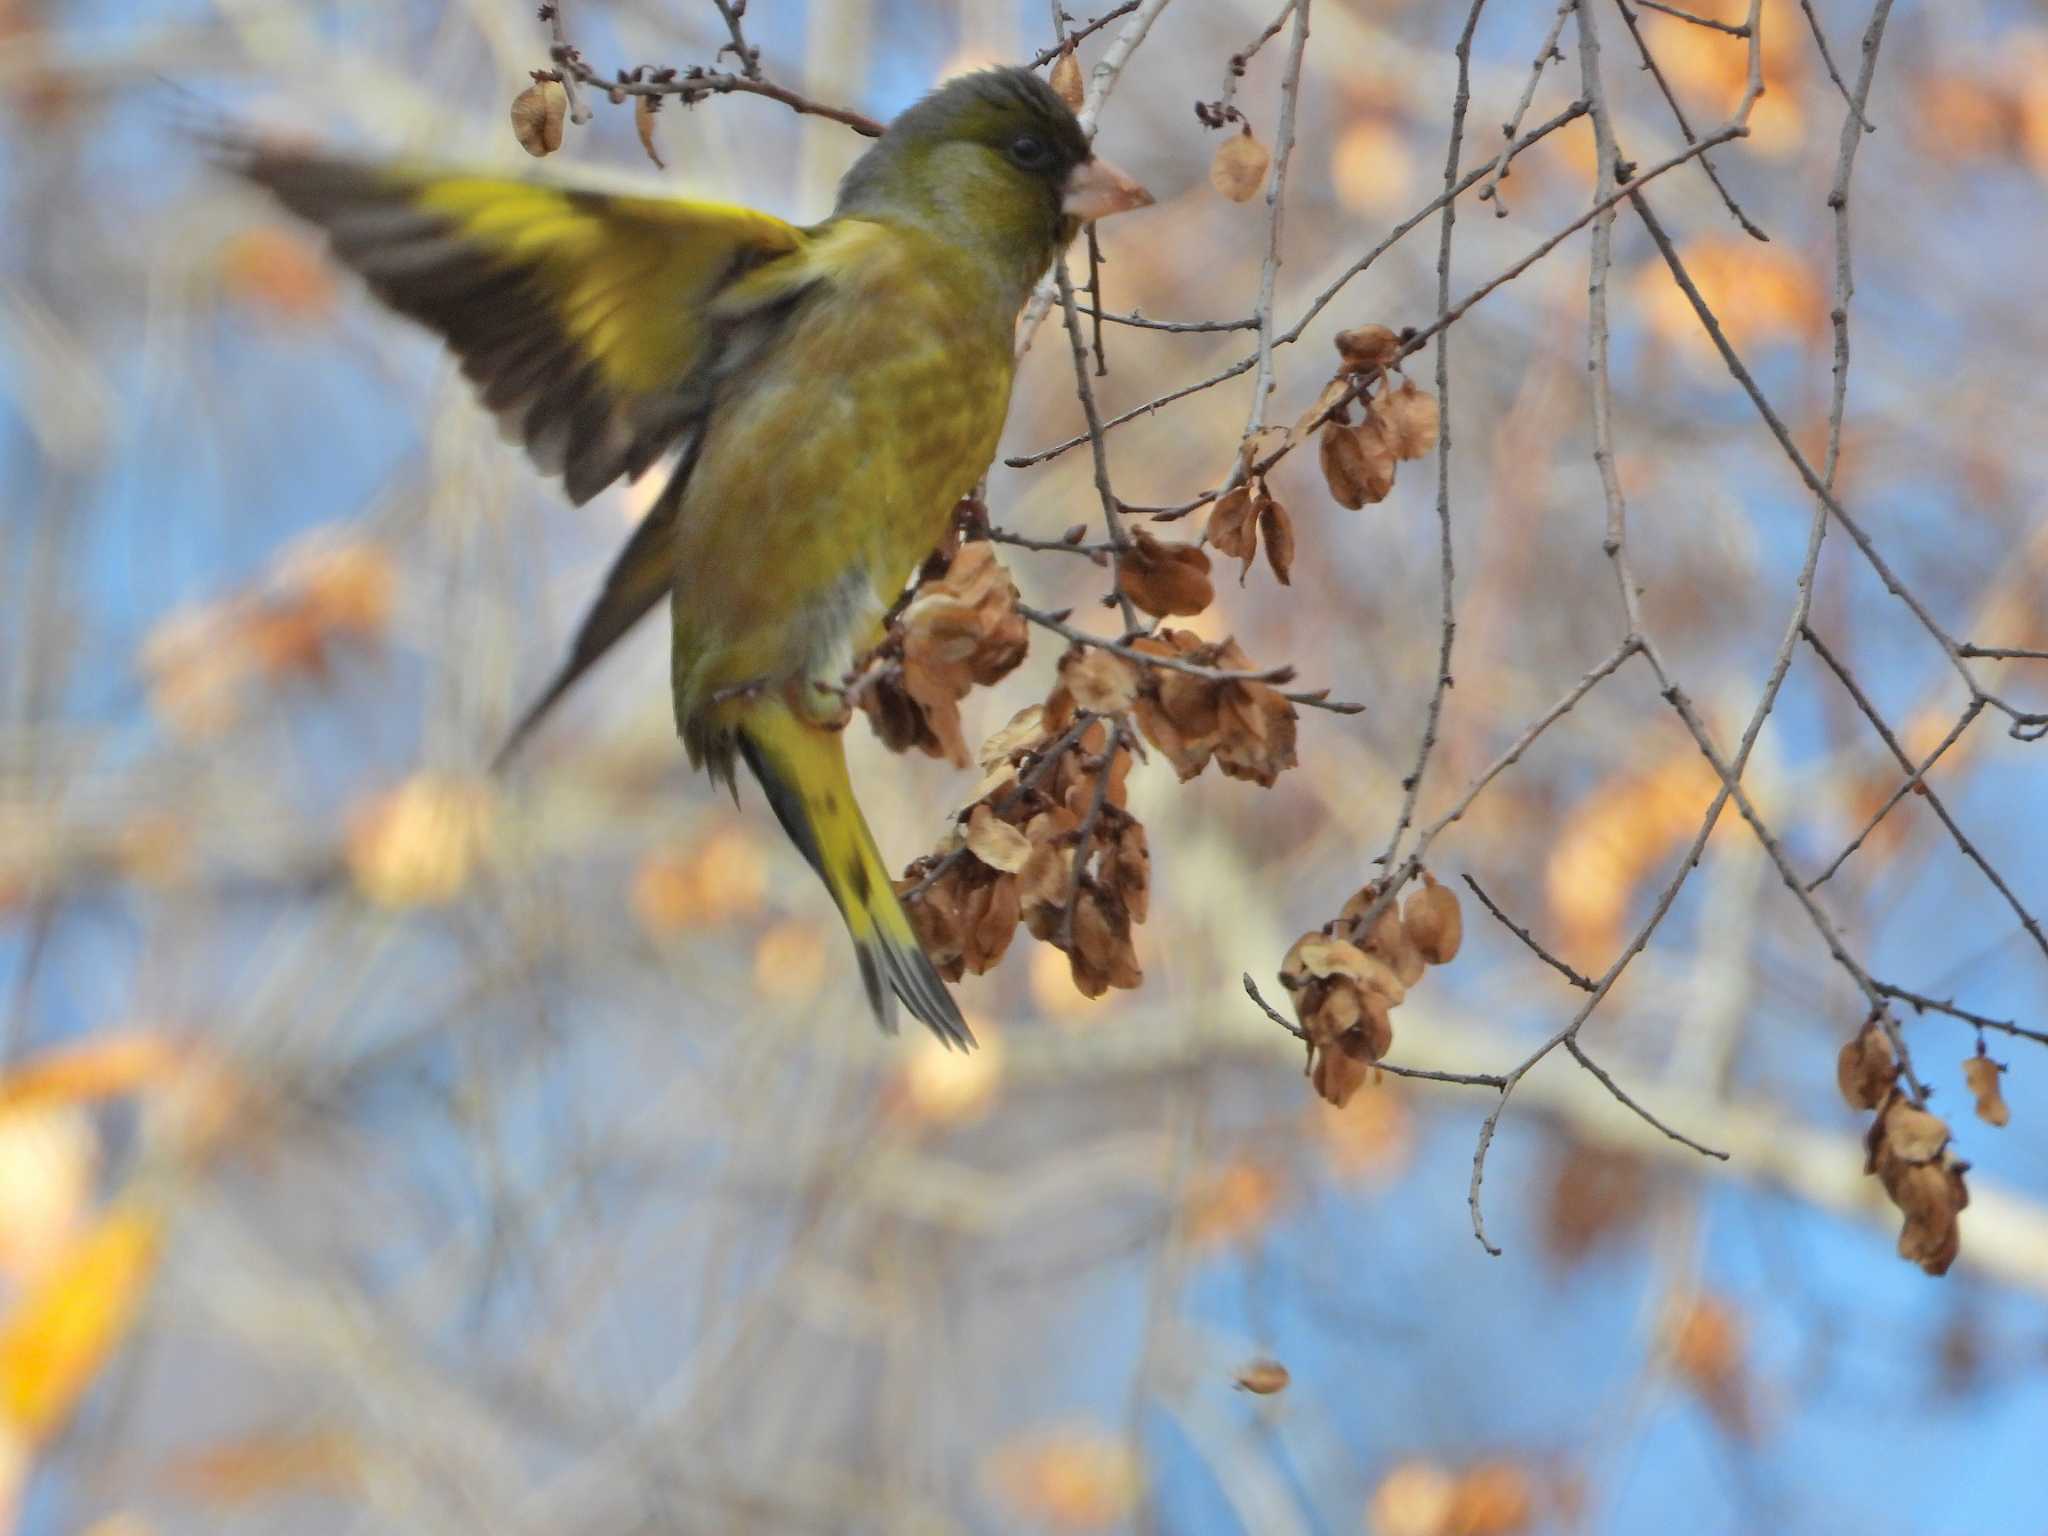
1836, 1023, 2001, 1276
1280, 873, 1462, 1107
856, 527, 1300, 1001
1312, 325, 1440, 510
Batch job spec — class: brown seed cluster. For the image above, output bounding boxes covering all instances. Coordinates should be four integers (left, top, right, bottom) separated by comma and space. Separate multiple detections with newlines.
1837, 1021, 1973, 1276
1279, 872, 1463, 1107
1309, 325, 1441, 509
1128, 630, 1298, 786
898, 671, 1147, 1000
859, 542, 1029, 767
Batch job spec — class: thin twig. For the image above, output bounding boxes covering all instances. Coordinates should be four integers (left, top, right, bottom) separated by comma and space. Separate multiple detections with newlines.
1462, 876, 1594, 991
1053, 258, 1141, 632
1634, 0, 1748, 34
1026, 1, 1145, 68
1018, 603, 1364, 713
1611, 0, 1767, 239
1474, 0, 1574, 214
1806, 699, 1983, 890
1797, 0, 1868, 124
1565, 1038, 1730, 1160
1373, 0, 1485, 875
1801, 625, 2047, 962
1006, 100, 1592, 468
1877, 983, 2048, 1049
1238, 0, 1313, 444
1241, 975, 1508, 1088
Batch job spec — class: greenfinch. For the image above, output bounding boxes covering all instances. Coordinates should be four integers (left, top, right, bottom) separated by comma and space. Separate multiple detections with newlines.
232, 67, 1151, 1047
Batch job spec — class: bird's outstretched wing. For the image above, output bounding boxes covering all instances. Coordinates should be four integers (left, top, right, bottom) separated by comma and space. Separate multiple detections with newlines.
228, 145, 807, 506
228, 144, 816, 756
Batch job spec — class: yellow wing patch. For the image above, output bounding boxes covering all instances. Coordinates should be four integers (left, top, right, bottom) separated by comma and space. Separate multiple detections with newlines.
234, 150, 809, 503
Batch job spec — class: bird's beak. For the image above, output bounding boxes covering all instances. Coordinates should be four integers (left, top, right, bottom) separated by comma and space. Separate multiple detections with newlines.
1062, 156, 1153, 222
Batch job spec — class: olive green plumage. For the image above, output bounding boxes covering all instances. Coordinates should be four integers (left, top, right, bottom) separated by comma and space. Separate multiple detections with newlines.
230, 67, 1141, 1046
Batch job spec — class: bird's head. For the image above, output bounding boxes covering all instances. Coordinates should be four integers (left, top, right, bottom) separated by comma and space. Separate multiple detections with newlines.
834, 66, 1151, 302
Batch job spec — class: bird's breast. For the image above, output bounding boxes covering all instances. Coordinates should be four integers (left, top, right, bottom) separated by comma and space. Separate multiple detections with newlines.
669, 233, 1016, 726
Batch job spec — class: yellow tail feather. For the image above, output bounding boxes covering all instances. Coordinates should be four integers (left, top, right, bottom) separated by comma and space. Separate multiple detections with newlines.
735, 703, 972, 1049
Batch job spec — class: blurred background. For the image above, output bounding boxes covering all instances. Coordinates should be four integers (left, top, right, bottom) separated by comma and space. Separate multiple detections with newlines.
3, 0, 2047, 1531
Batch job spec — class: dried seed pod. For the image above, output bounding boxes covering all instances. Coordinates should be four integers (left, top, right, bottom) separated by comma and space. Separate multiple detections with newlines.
634, 93, 666, 170
1058, 645, 1141, 714
1335, 324, 1401, 371
1233, 1358, 1290, 1395
1835, 1021, 1897, 1111
1964, 1054, 2009, 1127
1257, 495, 1294, 585
1318, 418, 1396, 509
1377, 379, 1441, 461
510, 75, 569, 157
1210, 128, 1271, 202
965, 803, 1031, 874
1119, 530, 1214, 619
1890, 1154, 1969, 1275
1880, 1098, 1950, 1164
1293, 375, 1353, 438
1206, 485, 1259, 574
1050, 48, 1085, 109
1400, 872, 1463, 966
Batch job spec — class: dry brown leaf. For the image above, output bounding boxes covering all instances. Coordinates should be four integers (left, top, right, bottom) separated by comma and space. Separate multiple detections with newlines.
1209, 129, 1271, 202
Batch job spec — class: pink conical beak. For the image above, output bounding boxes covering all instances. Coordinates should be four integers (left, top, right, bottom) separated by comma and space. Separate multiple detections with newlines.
1062, 155, 1153, 222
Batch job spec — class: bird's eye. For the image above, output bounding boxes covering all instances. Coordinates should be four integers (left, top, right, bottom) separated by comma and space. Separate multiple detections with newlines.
1007, 133, 1054, 170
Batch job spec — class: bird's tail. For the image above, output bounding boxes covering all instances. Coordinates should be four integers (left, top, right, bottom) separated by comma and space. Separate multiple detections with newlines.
735, 702, 973, 1049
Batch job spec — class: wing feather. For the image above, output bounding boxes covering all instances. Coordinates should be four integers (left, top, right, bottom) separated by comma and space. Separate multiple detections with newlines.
228, 146, 808, 505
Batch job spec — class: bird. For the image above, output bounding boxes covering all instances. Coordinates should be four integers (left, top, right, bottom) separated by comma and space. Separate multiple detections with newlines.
228, 66, 1152, 1049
